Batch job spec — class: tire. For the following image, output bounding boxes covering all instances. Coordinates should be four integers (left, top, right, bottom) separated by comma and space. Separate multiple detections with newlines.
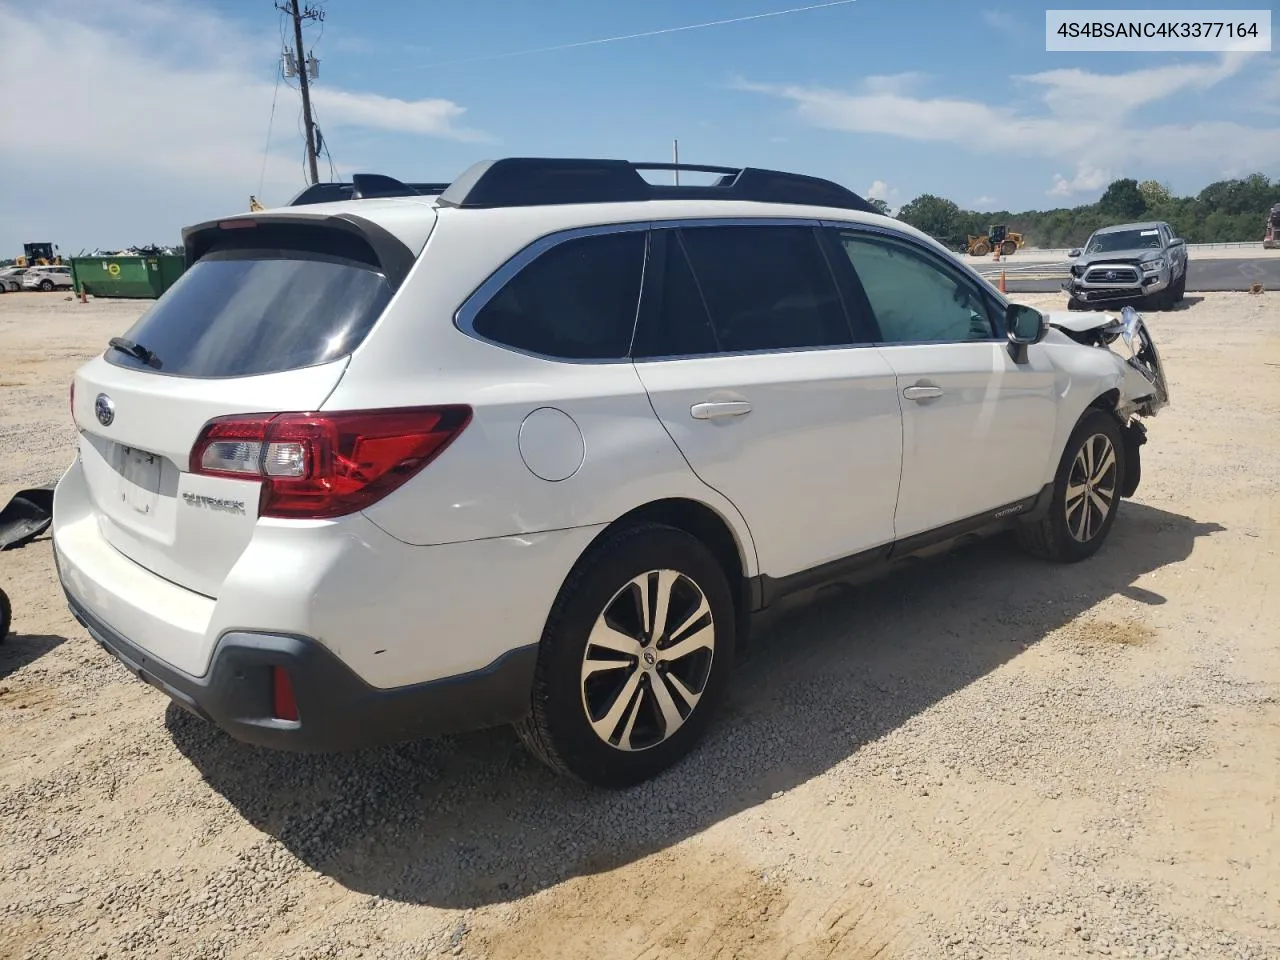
1067, 296, 1088, 311
1001, 240, 1018, 257
1172, 269, 1186, 303
971, 241, 990, 257
39, 279, 54, 292
1016, 409, 1125, 563
0, 588, 10, 642
515, 523, 735, 788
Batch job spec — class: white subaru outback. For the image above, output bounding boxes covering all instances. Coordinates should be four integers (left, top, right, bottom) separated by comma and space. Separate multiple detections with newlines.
53, 158, 1170, 787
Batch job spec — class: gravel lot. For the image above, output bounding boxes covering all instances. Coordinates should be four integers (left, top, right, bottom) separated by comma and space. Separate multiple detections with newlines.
2, 289, 1278, 960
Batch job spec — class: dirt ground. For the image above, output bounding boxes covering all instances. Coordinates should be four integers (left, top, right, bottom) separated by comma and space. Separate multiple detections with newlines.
1, 289, 1278, 960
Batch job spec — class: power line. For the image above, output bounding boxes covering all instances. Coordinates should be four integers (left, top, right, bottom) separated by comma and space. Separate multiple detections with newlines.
258, 60, 283, 197
388, 0, 859, 72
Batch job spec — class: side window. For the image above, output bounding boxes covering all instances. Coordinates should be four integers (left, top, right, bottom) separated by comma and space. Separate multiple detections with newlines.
470, 231, 645, 360
632, 231, 719, 359
834, 231, 996, 344
676, 225, 852, 354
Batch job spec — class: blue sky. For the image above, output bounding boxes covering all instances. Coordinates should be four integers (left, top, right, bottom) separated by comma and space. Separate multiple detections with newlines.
1, 0, 1276, 251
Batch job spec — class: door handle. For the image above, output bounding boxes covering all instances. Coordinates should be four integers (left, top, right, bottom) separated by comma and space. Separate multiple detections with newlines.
691, 401, 752, 420
902, 384, 944, 401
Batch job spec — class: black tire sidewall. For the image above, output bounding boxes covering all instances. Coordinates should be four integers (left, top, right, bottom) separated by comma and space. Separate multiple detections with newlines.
531, 525, 735, 787
1048, 411, 1126, 561
0, 588, 10, 641
39, 280, 53, 291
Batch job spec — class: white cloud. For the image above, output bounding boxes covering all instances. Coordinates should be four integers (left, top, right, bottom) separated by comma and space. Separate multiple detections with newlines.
1048, 162, 1112, 198
737, 53, 1279, 195
981, 10, 1022, 40
0, 0, 487, 248
311, 89, 486, 140
862, 72, 929, 96
866, 179, 891, 200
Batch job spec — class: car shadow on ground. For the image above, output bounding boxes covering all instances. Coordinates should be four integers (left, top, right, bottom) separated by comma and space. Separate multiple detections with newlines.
0, 634, 66, 682
167, 501, 1223, 909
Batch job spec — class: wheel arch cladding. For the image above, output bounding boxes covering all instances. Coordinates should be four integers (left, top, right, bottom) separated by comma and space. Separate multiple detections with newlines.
585, 498, 750, 646
1088, 388, 1122, 417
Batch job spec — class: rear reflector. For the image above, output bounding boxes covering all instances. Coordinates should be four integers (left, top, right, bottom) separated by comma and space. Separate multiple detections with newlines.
190, 406, 472, 520
271, 666, 299, 722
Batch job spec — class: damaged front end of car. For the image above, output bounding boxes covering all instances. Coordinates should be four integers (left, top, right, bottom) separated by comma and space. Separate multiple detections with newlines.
1046, 305, 1169, 497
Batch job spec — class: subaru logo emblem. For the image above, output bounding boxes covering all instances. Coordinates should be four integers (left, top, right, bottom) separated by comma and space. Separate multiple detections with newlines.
94, 394, 115, 427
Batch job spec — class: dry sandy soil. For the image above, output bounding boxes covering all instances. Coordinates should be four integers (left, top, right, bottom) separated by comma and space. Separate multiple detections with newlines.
1, 289, 1278, 960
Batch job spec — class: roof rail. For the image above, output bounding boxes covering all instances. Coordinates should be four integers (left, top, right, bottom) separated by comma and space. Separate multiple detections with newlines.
434, 157, 881, 214
287, 178, 452, 207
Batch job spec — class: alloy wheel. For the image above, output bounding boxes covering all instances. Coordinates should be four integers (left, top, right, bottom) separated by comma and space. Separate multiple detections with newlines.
1065, 433, 1118, 542
579, 569, 716, 752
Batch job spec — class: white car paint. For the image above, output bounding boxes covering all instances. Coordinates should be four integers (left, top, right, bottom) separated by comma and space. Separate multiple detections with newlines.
51, 174, 1168, 755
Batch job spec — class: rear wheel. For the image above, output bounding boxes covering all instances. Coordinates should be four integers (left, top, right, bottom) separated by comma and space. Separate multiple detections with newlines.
38, 279, 54, 292
1001, 240, 1018, 257
516, 523, 735, 788
1016, 409, 1125, 563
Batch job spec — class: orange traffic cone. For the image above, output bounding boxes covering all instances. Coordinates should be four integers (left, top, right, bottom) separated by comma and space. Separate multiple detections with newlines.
998, 270, 1007, 294
992, 246, 1000, 262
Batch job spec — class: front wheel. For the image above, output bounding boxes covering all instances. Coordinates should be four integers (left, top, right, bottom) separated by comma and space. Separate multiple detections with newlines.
1016, 409, 1125, 563
515, 523, 735, 788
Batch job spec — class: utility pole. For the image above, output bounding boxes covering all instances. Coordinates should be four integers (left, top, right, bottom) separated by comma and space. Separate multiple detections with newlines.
278, 0, 325, 185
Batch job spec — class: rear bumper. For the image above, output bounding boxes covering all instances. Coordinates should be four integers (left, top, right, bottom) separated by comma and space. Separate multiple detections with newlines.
63, 582, 537, 752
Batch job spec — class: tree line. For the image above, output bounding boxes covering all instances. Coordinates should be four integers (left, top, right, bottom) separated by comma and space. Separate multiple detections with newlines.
892, 174, 1280, 250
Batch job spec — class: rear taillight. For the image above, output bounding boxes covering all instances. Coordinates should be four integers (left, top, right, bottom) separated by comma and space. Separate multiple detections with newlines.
189, 406, 471, 519
271, 666, 299, 722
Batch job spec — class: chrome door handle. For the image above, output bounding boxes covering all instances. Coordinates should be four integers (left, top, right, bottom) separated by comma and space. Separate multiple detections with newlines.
691, 401, 752, 420
903, 385, 944, 401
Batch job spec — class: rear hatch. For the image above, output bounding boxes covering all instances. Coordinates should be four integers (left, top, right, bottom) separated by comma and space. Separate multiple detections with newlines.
70, 215, 414, 598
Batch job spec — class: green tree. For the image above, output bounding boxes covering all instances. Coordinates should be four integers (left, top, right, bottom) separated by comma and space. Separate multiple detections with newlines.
897, 194, 963, 246
1138, 180, 1171, 206
867, 197, 891, 215
1098, 178, 1146, 219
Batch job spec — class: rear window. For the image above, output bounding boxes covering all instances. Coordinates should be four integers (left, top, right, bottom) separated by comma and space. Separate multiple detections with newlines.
105, 247, 392, 378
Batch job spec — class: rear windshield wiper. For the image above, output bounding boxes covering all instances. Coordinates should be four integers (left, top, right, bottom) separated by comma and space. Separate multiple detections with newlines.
108, 337, 161, 368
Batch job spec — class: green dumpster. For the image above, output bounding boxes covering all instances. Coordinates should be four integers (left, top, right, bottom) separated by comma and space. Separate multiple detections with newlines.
71, 255, 186, 299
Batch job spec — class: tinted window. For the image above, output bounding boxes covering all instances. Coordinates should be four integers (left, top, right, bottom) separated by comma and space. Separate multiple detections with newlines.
678, 225, 851, 353
1085, 229, 1163, 252
632, 232, 718, 359
471, 232, 645, 360
835, 231, 996, 344
105, 248, 392, 378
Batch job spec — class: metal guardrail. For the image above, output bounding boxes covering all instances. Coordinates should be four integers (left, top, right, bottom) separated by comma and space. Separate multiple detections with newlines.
1028, 241, 1262, 256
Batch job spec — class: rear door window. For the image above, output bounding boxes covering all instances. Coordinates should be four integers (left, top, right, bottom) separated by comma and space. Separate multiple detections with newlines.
469, 231, 646, 360
674, 225, 853, 354
105, 245, 392, 378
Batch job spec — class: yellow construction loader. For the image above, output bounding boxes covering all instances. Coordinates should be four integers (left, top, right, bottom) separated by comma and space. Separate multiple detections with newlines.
966, 225, 1023, 257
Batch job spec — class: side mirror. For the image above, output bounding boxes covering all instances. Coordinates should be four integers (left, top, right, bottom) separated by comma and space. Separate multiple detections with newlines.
1067, 248, 1082, 258
1006, 303, 1046, 363
1169, 237, 1185, 246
